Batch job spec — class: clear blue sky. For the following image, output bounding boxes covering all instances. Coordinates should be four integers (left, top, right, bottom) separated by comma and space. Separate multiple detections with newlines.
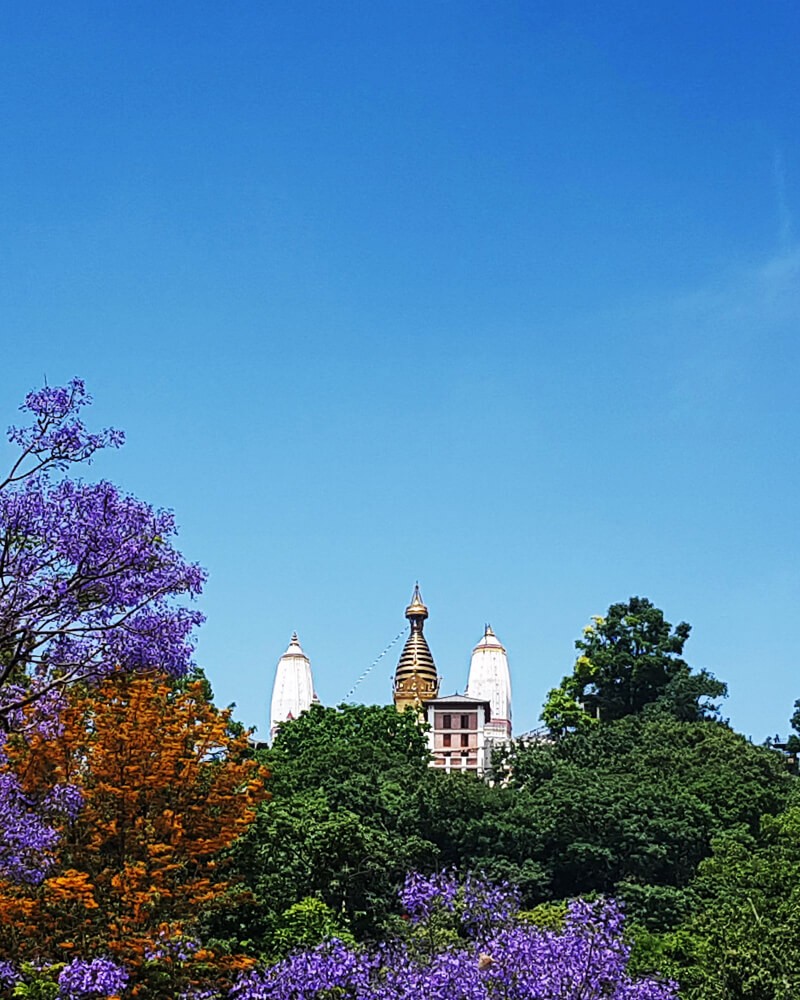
1, 2, 798, 741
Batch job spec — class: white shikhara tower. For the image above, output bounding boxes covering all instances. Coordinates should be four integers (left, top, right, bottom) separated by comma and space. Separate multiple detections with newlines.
466, 625, 512, 743
269, 632, 317, 743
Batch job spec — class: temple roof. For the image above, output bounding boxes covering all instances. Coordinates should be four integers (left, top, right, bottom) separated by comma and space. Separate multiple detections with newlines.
423, 693, 492, 710
270, 631, 316, 742
466, 624, 512, 733
394, 584, 437, 684
472, 624, 506, 652
281, 631, 308, 658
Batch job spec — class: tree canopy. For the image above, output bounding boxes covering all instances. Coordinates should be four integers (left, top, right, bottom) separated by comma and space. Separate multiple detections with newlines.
494, 714, 788, 926
0, 670, 268, 993
541, 597, 727, 733
649, 801, 800, 999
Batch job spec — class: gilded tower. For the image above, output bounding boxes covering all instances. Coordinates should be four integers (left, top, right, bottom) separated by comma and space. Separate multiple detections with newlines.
393, 584, 440, 713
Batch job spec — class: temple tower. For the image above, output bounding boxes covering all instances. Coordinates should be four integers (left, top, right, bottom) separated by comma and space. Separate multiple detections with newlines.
393, 585, 440, 713
269, 631, 317, 742
466, 625, 512, 743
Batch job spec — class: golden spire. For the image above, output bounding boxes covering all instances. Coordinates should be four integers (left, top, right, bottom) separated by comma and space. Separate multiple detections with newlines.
394, 584, 440, 713
406, 582, 428, 626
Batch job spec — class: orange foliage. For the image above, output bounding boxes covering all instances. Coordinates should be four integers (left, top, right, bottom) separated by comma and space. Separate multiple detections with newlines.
0, 672, 269, 972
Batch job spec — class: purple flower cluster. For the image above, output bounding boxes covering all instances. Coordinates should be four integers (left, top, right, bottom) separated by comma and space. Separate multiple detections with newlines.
0, 962, 19, 989
0, 763, 60, 883
145, 929, 201, 962
400, 868, 519, 936
43, 781, 85, 822
0, 476, 206, 697
400, 868, 460, 922
461, 871, 520, 935
0, 873, 676, 999
6, 377, 124, 479
57, 957, 129, 998
232, 873, 677, 1000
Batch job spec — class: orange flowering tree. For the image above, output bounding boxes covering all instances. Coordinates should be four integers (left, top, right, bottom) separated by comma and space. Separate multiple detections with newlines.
0, 671, 269, 990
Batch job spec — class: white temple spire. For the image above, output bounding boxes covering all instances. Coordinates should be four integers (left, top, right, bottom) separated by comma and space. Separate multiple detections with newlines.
466, 624, 512, 743
269, 631, 316, 743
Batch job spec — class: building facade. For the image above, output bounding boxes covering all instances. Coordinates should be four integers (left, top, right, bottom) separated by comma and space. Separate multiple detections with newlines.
422, 694, 492, 774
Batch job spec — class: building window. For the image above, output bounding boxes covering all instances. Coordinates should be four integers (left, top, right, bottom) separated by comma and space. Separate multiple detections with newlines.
460, 714, 469, 729
443, 734, 452, 747
461, 733, 469, 747
443, 714, 451, 729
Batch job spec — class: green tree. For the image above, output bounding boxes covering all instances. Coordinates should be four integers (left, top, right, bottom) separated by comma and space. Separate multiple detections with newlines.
783, 698, 800, 755
409, 771, 549, 900
493, 715, 789, 929
656, 803, 800, 999
542, 597, 726, 731
272, 897, 355, 957
202, 703, 438, 951
264, 701, 431, 799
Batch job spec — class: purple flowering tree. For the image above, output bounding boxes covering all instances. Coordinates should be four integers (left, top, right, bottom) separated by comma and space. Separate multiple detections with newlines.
0, 379, 205, 883
231, 871, 678, 1000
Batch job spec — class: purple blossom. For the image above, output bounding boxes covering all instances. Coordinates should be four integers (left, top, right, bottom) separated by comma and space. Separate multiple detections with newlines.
462, 871, 520, 936
145, 929, 201, 962
0, 476, 205, 704
0, 764, 59, 883
400, 868, 459, 923
6, 377, 124, 483
0, 879, 676, 999
0, 961, 19, 988
43, 781, 84, 822
57, 957, 129, 998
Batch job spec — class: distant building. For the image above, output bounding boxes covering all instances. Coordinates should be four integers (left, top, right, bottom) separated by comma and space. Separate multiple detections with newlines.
392, 584, 440, 714
422, 693, 492, 774
267, 586, 514, 775
268, 632, 318, 743
466, 625, 512, 747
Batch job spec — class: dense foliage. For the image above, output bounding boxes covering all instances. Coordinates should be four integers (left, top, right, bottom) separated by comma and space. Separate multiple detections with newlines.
493, 714, 789, 927
205, 704, 437, 950
649, 800, 800, 999
218, 703, 787, 949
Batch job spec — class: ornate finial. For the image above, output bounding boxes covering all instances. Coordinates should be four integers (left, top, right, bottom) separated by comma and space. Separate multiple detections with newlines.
283, 632, 307, 657
406, 583, 428, 623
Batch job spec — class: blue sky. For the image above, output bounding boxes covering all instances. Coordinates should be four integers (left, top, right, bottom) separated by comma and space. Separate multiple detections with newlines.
1, 2, 799, 740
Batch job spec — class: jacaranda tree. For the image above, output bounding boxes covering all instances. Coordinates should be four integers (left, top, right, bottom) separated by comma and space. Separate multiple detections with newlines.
0, 379, 205, 884
230, 870, 678, 1000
